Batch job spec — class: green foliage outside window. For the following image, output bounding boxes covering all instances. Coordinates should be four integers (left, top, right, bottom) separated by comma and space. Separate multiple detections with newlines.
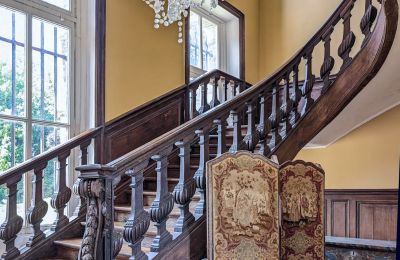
0, 62, 57, 204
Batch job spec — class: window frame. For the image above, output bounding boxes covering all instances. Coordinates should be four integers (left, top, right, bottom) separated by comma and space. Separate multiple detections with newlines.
189, 8, 227, 78
0, 0, 82, 223
0, 0, 76, 162
185, 1, 245, 83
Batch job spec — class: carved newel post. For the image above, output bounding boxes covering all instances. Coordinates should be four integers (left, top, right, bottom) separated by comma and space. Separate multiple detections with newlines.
75, 165, 123, 260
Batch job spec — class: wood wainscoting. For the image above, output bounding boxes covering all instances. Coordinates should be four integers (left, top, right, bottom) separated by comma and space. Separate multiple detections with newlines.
325, 189, 398, 241
103, 86, 186, 162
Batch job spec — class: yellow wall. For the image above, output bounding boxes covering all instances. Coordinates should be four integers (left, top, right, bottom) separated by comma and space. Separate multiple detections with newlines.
105, 0, 260, 121
296, 105, 400, 189
106, 0, 366, 120
106, 0, 184, 121
258, 0, 365, 78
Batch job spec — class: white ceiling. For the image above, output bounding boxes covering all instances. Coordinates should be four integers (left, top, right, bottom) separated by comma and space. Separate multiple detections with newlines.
306, 14, 400, 148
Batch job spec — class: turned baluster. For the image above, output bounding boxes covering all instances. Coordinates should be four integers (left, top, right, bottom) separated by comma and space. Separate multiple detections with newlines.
219, 76, 226, 102
243, 99, 259, 152
321, 27, 335, 94
291, 64, 302, 125
73, 139, 92, 217
232, 82, 238, 97
27, 163, 49, 247
209, 77, 220, 108
149, 146, 174, 252
338, 0, 356, 71
214, 115, 228, 156
51, 151, 72, 231
124, 161, 151, 260
0, 177, 23, 260
194, 127, 210, 218
280, 74, 293, 137
268, 84, 282, 150
257, 91, 271, 156
190, 86, 199, 119
301, 51, 315, 114
173, 139, 196, 233
225, 80, 235, 101
198, 82, 210, 114
229, 109, 243, 153
360, 0, 378, 44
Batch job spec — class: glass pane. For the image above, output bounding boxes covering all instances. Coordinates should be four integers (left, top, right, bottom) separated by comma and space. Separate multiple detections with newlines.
42, 158, 57, 225
41, 0, 70, 11
190, 11, 201, 68
0, 119, 25, 173
0, 5, 26, 117
202, 18, 218, 71
32, 18, 70, 123
31, 124, 68, 157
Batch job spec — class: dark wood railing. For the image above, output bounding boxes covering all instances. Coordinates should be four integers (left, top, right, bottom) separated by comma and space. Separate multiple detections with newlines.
0, 127, 101, 259
186, 70, 251, 119
74, 0, 398, 259
0, 70, 246, 259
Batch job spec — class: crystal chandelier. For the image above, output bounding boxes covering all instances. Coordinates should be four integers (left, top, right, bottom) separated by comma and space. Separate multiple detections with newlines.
143, 0, 220, 43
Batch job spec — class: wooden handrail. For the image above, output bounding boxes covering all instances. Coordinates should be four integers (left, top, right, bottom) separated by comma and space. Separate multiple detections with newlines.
0, 127, 102, 184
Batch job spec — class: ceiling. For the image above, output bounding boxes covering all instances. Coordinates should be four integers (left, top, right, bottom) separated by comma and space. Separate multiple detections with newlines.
306, 14, 400, 148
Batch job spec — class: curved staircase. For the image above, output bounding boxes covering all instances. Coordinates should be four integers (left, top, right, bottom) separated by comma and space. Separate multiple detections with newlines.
0, 0, 397, 259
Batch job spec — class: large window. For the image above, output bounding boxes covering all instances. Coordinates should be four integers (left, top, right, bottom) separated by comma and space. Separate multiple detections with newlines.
188, 5, 241, 81
190, 11, 219, 73
0, 0, 76, 225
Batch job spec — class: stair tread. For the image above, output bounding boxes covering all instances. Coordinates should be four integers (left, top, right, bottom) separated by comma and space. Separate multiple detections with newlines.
115, 204, 181, 216
54, 238, 151, 256
168, 164, 199, 169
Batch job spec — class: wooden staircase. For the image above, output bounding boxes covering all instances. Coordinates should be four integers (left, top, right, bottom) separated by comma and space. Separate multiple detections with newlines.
49, 132, 231, 259
0, 0, 397, 259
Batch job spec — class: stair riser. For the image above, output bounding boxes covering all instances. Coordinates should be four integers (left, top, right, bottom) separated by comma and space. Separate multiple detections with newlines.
165, 167, 197, 179
190, 145, 219, 155
144, 180, 179, 192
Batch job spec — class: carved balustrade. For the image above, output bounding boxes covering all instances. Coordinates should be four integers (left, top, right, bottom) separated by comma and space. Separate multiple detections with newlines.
187, 70, 251, 119
0, 127, 101, 259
